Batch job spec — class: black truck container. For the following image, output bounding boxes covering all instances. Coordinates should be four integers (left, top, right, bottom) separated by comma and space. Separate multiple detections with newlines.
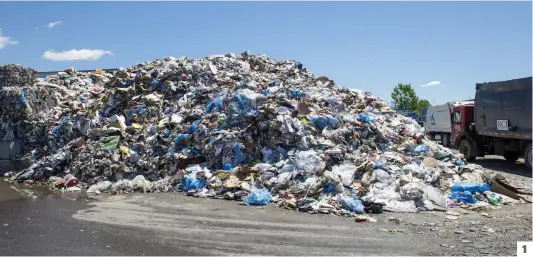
467, 77, 532, 168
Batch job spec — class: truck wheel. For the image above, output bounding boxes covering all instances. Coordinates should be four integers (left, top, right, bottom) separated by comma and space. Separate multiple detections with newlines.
441, 134, 449, 148
524, 144, 532, 169
460, 139, 476, 162
503, 152, 519, 162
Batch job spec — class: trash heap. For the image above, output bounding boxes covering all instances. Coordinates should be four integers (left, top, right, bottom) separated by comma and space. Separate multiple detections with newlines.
2, 52, 525, 217
0, 64, 46, 144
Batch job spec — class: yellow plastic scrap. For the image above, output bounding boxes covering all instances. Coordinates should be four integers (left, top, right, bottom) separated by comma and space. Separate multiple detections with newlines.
120, 146, 131, 158
131, 123, 143, 130
95, 69, 103, 74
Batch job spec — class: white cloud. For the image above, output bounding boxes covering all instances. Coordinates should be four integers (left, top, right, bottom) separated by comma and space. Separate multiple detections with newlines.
0, 28, 19, 49
47, 21, 62, 28
42, 49, 113, 61
420, 80, 443, 87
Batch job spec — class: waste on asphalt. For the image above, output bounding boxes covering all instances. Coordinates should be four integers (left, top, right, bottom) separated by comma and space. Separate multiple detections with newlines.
1, 52, 529, 220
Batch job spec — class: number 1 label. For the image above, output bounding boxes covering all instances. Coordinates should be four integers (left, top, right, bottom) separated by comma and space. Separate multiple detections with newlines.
517, 242, 532, 257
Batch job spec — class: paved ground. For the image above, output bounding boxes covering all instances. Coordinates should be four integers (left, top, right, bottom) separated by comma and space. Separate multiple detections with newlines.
0, 155, 531, 256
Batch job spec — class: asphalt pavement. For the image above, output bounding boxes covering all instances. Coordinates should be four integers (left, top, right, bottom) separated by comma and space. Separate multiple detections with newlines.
0, 182, 429, 256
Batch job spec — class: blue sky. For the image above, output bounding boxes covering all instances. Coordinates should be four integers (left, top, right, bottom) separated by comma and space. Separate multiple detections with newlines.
0, 1, 531, 105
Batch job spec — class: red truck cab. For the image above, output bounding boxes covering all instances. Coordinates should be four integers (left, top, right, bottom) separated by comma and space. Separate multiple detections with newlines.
451, 104, 475, 151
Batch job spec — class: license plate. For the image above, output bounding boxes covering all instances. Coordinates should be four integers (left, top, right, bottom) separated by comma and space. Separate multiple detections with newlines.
497, 120, 509, 131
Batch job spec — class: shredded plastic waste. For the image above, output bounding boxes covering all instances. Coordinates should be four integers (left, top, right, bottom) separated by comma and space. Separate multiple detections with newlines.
0, 52, 523, 220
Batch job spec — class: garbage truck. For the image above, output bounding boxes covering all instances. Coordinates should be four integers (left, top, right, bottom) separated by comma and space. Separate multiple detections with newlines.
424, 101, 474, 147
451, 77, 532, 168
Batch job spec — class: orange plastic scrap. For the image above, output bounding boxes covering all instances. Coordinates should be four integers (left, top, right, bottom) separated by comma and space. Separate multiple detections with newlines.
95, 69, 103, 74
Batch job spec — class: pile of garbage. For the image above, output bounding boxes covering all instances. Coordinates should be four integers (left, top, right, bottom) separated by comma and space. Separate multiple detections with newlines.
1, 52, 526, 218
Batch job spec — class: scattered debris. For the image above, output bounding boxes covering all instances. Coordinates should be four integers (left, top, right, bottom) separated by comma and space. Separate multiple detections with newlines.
446, 215, 459, 220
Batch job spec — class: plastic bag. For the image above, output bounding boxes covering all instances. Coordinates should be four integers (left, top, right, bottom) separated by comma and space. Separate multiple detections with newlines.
184, 177, 206, 191
87, 181, 112, 193
400, 183, 424, 201
383, 200, 418, 213
174, 134, 191, 145
451, 182, 490, 194
372, 169, 392, 184
358, 113, 376, 123
293, 150, 325, 174
323, 171, 345, 193
254, 163, 272, 173
310, 115, 340, 130
19, 91, 27, 108
243, 188, 272, 206
205, 97, 224, 113
340, 196, 365, 214
413, 145, 429, 153
236, 89, 261, 108
450, 191, 477, 204
416, 183, 447, 208
132, 175, 153, 192
402, 163, 423, 175
331, 164, 357, 186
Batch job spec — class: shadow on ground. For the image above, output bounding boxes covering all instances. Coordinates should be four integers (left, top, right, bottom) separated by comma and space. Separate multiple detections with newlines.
473, 157, 531, 178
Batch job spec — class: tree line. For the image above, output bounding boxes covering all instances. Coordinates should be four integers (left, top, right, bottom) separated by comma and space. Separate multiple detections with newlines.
390, 83, 431, 115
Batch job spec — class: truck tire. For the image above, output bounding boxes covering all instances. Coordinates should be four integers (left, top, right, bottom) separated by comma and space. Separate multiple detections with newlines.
503, 152, 520, 162
524, 144, 532, 169
460, 139, 476, 162
441, 134, 449, 148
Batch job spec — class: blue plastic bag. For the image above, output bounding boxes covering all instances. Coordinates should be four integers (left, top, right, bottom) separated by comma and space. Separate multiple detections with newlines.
324, 184, 334, 194
358, 113, 376, 123
243, 188, 272, 206
414, 145, 429, 153
373, 161, 389, 170
290, 89, 301, 98
340, 196, 365, 214
311, 115, 339, 130
186, 121, 199, 134
450, 191, 477, 204
174, 134, 191, 145
205, 97, 224, 113
184, 177, 206, 191
451, 182, 490, 194
19, 91, 27, 108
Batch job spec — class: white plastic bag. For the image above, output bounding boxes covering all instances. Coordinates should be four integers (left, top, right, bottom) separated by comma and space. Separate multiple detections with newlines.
87, 181, 112, 194
331, 164, 358, 186
293, 150, 325, 174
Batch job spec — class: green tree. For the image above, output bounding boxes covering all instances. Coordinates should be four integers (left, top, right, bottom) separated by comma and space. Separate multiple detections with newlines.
416, 99, 431, 115
391, 83, 419, 111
